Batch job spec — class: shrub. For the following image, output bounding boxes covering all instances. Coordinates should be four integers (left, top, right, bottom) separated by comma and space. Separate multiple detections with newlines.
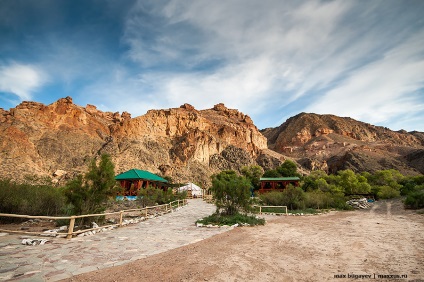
260, 185, 306, 210
400, 176, 424, 196
241, 165, 264, 189
259, 191, 286, 206
305, 190, 332, 209
376, 185, 401, 199
404, 188, 424, 209
196, 213, 265, 226
260, 188, 350, 210
0, 179, 66, 221
137, 187, 179, 207
211, 170, 252, 215
64, 154, 117, 219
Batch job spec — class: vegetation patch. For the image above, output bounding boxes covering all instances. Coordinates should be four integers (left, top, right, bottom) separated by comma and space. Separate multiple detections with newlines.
196, 213, 265, 226
0, 179, 65, 222
401, 175, 424, 209
136, 186, 186, 208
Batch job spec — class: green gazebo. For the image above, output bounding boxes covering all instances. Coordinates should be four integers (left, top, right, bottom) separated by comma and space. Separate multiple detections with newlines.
115, 169, 168, 198
258, 177, 300, 194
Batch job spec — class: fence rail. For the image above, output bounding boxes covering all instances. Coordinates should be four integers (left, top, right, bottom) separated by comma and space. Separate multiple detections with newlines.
0, 199, 187, 239
253, 205, 288, 215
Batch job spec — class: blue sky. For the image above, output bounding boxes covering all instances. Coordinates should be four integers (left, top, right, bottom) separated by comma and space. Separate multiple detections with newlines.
1, 0, 423, 131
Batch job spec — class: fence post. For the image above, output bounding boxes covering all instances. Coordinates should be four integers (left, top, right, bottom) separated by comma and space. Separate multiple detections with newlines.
119, 211, 123, 227
178, 200, 180, 208
165, 204, 168, 212
145, 207, 148, 217
259, 206, 262, 215
67, 216, 76, 239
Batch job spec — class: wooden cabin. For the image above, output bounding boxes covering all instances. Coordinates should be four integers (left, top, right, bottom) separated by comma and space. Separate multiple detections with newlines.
115, 169, 168, 199
258, 177, 300, 194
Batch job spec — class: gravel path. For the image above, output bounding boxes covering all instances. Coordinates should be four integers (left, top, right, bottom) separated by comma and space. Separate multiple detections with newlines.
0, 199, 229, 281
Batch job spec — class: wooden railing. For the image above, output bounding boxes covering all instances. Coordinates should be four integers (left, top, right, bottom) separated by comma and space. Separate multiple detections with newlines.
202, 195, 213, 204
0, 199, 187, 239
253, 205, 288, 215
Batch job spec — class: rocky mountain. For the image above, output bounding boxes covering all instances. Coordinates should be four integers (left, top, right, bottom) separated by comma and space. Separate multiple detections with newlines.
1, 98, 422, 187
261, 113, 424, 175
0, 97, 285, 186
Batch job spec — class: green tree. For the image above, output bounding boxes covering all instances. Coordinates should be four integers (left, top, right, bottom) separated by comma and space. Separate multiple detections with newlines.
404, 187, 424, 209
337, 169, 371, 195
366, 169, 404, 199
64, 154, 116, 218
369, 169, 404, 187
400, 175, 424, 196
211, 170, 251, 215
241, 165, 264, 189
277, 160, 300, 177
302, 170, 328, 191
263, 169, 280, 178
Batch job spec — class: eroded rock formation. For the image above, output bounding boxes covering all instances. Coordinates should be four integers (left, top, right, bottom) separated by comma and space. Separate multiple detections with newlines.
0, 98, 270, 186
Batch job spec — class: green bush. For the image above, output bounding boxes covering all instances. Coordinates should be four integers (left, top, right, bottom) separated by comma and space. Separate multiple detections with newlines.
305, 190, 332, 209
64, 154, 117, 221
211, 170, 252, 215
137, 187, 180, 207
376, 185, 401, 199
0, 179, 66, 221
260, 188, 350, 211
196, 213, 265, 226
259, 191, 286, 206
400, 176, 424, 196
404, 188, 424, 209
260, 185, 306, 210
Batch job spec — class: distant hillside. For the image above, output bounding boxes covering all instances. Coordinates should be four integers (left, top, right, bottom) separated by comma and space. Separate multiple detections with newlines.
261, 113, 424, 175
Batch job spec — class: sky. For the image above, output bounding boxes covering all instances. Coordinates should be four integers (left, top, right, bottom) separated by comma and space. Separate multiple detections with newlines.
0, 0, 423, 131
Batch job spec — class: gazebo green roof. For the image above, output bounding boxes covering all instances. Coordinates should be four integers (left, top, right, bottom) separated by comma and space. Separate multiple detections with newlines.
260, 177, 300, 181
115, 169, 168, 183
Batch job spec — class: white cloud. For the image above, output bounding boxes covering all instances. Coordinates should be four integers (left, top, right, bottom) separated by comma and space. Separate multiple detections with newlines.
0, 62, 47, 101
119, 0, 353, 113
83, 0, 424, 131
305, 30, 424, 128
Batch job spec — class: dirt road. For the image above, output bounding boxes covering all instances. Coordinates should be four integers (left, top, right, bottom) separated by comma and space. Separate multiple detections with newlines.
65, 199, 424, 282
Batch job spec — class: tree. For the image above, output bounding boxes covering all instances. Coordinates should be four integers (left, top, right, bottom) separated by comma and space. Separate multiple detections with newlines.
65, 154, 116, 219
263, 169, 280, 178
366, 169, 403, 199
337, 169, 371, 195
302, 170, 328, 191
241, 165, 264, 189
277, 160, 301, 177
211, 170, 251, 215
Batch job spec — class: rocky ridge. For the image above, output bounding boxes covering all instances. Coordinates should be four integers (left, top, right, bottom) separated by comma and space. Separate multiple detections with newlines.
261, 112, 424, 175
0, 97, 281, 186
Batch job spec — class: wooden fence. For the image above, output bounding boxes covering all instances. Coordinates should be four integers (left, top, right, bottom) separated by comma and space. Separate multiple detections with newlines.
202, 195, 213, 203
0, 199, 187, 239
254, 205, 288, 215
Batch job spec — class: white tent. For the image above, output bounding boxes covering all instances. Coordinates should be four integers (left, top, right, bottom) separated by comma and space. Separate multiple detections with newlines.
178, 182, 203, 197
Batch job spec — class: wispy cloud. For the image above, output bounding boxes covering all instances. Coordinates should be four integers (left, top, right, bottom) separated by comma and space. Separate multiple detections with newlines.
0, 62, 48, 102
114, 0, 424, 130
305, 30, 424, 129
116, 0, 353, 115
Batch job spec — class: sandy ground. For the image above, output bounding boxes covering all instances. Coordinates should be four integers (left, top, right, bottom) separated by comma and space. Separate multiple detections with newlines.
63, 199, 424, 282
